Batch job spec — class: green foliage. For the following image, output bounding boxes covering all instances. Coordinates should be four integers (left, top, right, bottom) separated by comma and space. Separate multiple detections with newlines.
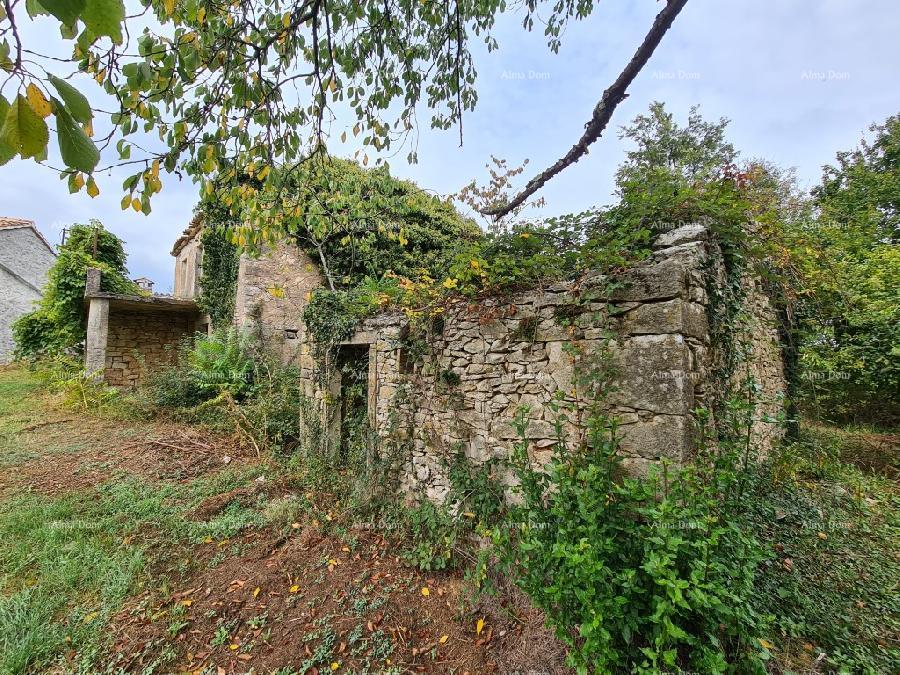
278, 158, 481, 289
794, 115, 900, 425
35, 354, 121, 412
747, 426, 900, 672
12, 221, 136, 360
1, 0, 600, 219
444, 451, 507, 526
448, 211, 653, 295
196, 212, 240, 329
145, 329, 302, 453
498, 341, 769, 673
302, 286, 383, 365
187, 328, 254, 399
399, 501, 461, 572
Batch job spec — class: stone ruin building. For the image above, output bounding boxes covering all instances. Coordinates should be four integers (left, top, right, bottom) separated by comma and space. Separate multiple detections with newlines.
85, 220, 787, 497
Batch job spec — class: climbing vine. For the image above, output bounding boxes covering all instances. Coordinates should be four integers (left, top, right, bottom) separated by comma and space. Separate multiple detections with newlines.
196, 217, 240, 329
13, 221, 137, 359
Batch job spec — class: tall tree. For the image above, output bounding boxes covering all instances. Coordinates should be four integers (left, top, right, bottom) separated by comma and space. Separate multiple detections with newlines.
797, 115, 900, 424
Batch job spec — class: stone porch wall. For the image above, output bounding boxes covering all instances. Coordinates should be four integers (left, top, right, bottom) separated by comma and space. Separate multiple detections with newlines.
104, 310, 197, 388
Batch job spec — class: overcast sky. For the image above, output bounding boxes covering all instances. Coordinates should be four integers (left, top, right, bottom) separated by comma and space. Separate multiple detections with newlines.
1, 0, 897, 293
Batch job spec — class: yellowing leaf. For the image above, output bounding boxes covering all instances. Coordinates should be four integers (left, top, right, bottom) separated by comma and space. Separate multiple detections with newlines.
131, 198, 142, 212
163, 0, 175, 16
26, 83, 51, 118
476, 618, 485, 635
290, 584, 300, 593
420, 587, 430, 597
82, 611, 98, 623
229, 643, 239, 650
330, 663, 340, 671
86, 177, 99, 198
282, 12, 292, 28
439, 635, 449, 644
442, 278, 458, 290
253, 587, 260, 598
181, 599, 193, 607
758, 638, 774, 650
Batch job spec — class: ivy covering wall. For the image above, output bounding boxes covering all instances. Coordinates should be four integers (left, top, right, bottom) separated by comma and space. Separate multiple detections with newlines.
195, 205, 240, 330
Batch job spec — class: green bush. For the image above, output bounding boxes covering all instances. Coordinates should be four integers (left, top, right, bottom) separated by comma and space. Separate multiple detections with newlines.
746, 428, 900, 673
400, 501, 461, 572
144, 329, 302, 453
186, 328, 255, 399
501, 402, 768, 674
13, 221, 137, 360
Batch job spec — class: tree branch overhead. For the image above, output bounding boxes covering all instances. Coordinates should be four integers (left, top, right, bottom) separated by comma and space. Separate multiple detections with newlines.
482, 0, 690, 219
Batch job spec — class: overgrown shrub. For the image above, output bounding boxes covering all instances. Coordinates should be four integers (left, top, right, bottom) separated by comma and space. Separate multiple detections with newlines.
746, 428, 900, 673
13, 221, 137, 360
144, 329, 301, 453
32, 354, 121, 412
496, 342, 770, 674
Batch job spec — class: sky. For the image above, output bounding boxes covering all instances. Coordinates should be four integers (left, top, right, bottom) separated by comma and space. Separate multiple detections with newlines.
1, 0, 897, 293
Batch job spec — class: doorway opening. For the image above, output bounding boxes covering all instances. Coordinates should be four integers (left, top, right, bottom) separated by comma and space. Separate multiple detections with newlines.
336, 345, 370, 463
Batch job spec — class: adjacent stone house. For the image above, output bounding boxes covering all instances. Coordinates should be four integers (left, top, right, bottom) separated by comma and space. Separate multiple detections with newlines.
0, 217, 56, 363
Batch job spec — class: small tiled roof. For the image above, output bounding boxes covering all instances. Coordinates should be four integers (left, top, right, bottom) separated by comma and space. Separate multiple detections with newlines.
171, 213, 204, 256
0, 216, 56, 254
0, 216, 34, 229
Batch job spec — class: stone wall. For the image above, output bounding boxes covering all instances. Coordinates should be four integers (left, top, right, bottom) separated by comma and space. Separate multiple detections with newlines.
0, 226, 56, 362
233, 225, 787, 501
234, 241, 323, 366
292, 225, 786, 501
103, 310, 197, 388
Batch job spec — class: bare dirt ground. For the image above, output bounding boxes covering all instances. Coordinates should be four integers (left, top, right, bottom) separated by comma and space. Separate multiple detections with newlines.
107, 525, 568, 674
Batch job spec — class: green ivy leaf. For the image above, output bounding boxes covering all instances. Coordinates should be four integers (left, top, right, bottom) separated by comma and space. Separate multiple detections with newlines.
38, 0, 86, 26
48, 75, 93, 123
54, 101, 99, 172
1, 94, 49, 160
80, 0, 125, 45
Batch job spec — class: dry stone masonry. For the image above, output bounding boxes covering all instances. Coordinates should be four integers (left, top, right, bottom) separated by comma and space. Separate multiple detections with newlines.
114, 220, 786, 501
268, 223, 788, 502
